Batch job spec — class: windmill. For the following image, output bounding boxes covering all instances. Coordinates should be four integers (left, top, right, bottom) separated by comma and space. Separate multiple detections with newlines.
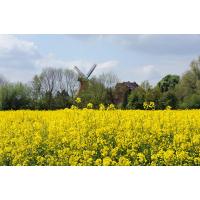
74, 64, 97, 96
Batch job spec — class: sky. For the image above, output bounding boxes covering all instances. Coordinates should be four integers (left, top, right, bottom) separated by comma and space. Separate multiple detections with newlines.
0, 34, 200, 85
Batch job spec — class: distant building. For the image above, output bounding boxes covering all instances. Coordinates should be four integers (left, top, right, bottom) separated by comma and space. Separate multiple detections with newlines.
113, 81, 138, 106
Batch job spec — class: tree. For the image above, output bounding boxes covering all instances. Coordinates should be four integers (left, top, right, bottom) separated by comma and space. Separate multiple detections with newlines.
179, 94, 200, 109
56, 68, 65, 92
140, 80, 152, 91
63, 69, 79, 98
31, 75, 42, 109
127, 87, 146, 109
0, 82, 31, 110
39, 67, 60, 109
176, 57, 200, 108
79, 78, 111, 108
98, 72, 119, 89
157, 74, 180, 93
159, 90, 178, 109
98, 72, 120, 106
54, 90, 72, 109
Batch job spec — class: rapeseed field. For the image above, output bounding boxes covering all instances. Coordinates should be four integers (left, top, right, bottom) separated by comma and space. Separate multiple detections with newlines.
0, 109, 200, 166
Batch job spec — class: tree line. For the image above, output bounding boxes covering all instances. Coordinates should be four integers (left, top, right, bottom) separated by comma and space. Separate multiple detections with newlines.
0, 68, 119, 110
1, 56, 200, 110
127, 56, 200, 110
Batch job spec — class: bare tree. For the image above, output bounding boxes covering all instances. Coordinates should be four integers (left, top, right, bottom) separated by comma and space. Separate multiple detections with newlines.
39, 67, 59, 108
98, 72, 119, 88
31, 75, 42, 101
56, 68, 65, 92
40, 67, 59, 95
140, 80, 152, 91
63, 69, 79, 98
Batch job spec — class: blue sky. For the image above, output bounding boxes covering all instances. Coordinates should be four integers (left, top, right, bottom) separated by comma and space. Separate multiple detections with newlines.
0, 34, 200, 85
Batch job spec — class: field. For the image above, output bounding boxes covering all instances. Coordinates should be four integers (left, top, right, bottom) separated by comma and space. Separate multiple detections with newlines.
0, 109, 200, 166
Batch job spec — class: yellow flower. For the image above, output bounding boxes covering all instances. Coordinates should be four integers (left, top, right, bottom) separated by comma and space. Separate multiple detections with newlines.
107, 104, 115, 110
103, 157, 112, 166
70, 105, 78, 109
164, 150, 175, 165
137, 153, 147, 165
0, 109, 199, 166
99, 103, 105, 110
95, 159, 102, 166
118, 157, 131, 166
87, 103, 93, 109
166, 106, 172, 110
143, 101, 155, 110
75, 97, 81, 104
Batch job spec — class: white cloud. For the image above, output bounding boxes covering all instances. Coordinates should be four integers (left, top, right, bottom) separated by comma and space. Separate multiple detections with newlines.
98, 60, 118, 69
36, 55, 118, 75
0, 35, 119, 82
0, 35, 41, 82
68, 34, 200, 56
140, 65, 159, 78
128, 65, 161, 85
0, 35, 40, 59
1, 34, 196, 84
35, 53, 70, 69
105, 34, 200, 55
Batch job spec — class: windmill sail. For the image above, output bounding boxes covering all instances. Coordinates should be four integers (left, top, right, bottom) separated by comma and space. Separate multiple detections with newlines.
87, 64, 97, 78
74, 64, 97, 97
74, 66, 86, 78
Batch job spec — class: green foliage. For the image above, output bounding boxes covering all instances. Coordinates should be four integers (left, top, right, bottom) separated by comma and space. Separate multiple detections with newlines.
1, 56, 200, 110
179, 94, 200, 109
176, 56, 200, 109
79, 78, 112, 108
127, 87, 146, 109
0, 83, 31, 110
140, 80, 152, 91
127, 82, 162, 110
53, 90, 72, 109
159, 90, 178, 109
157, 74, 180, 92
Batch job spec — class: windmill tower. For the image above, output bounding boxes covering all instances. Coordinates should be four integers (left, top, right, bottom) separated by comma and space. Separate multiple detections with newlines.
74, 64, 97, 96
